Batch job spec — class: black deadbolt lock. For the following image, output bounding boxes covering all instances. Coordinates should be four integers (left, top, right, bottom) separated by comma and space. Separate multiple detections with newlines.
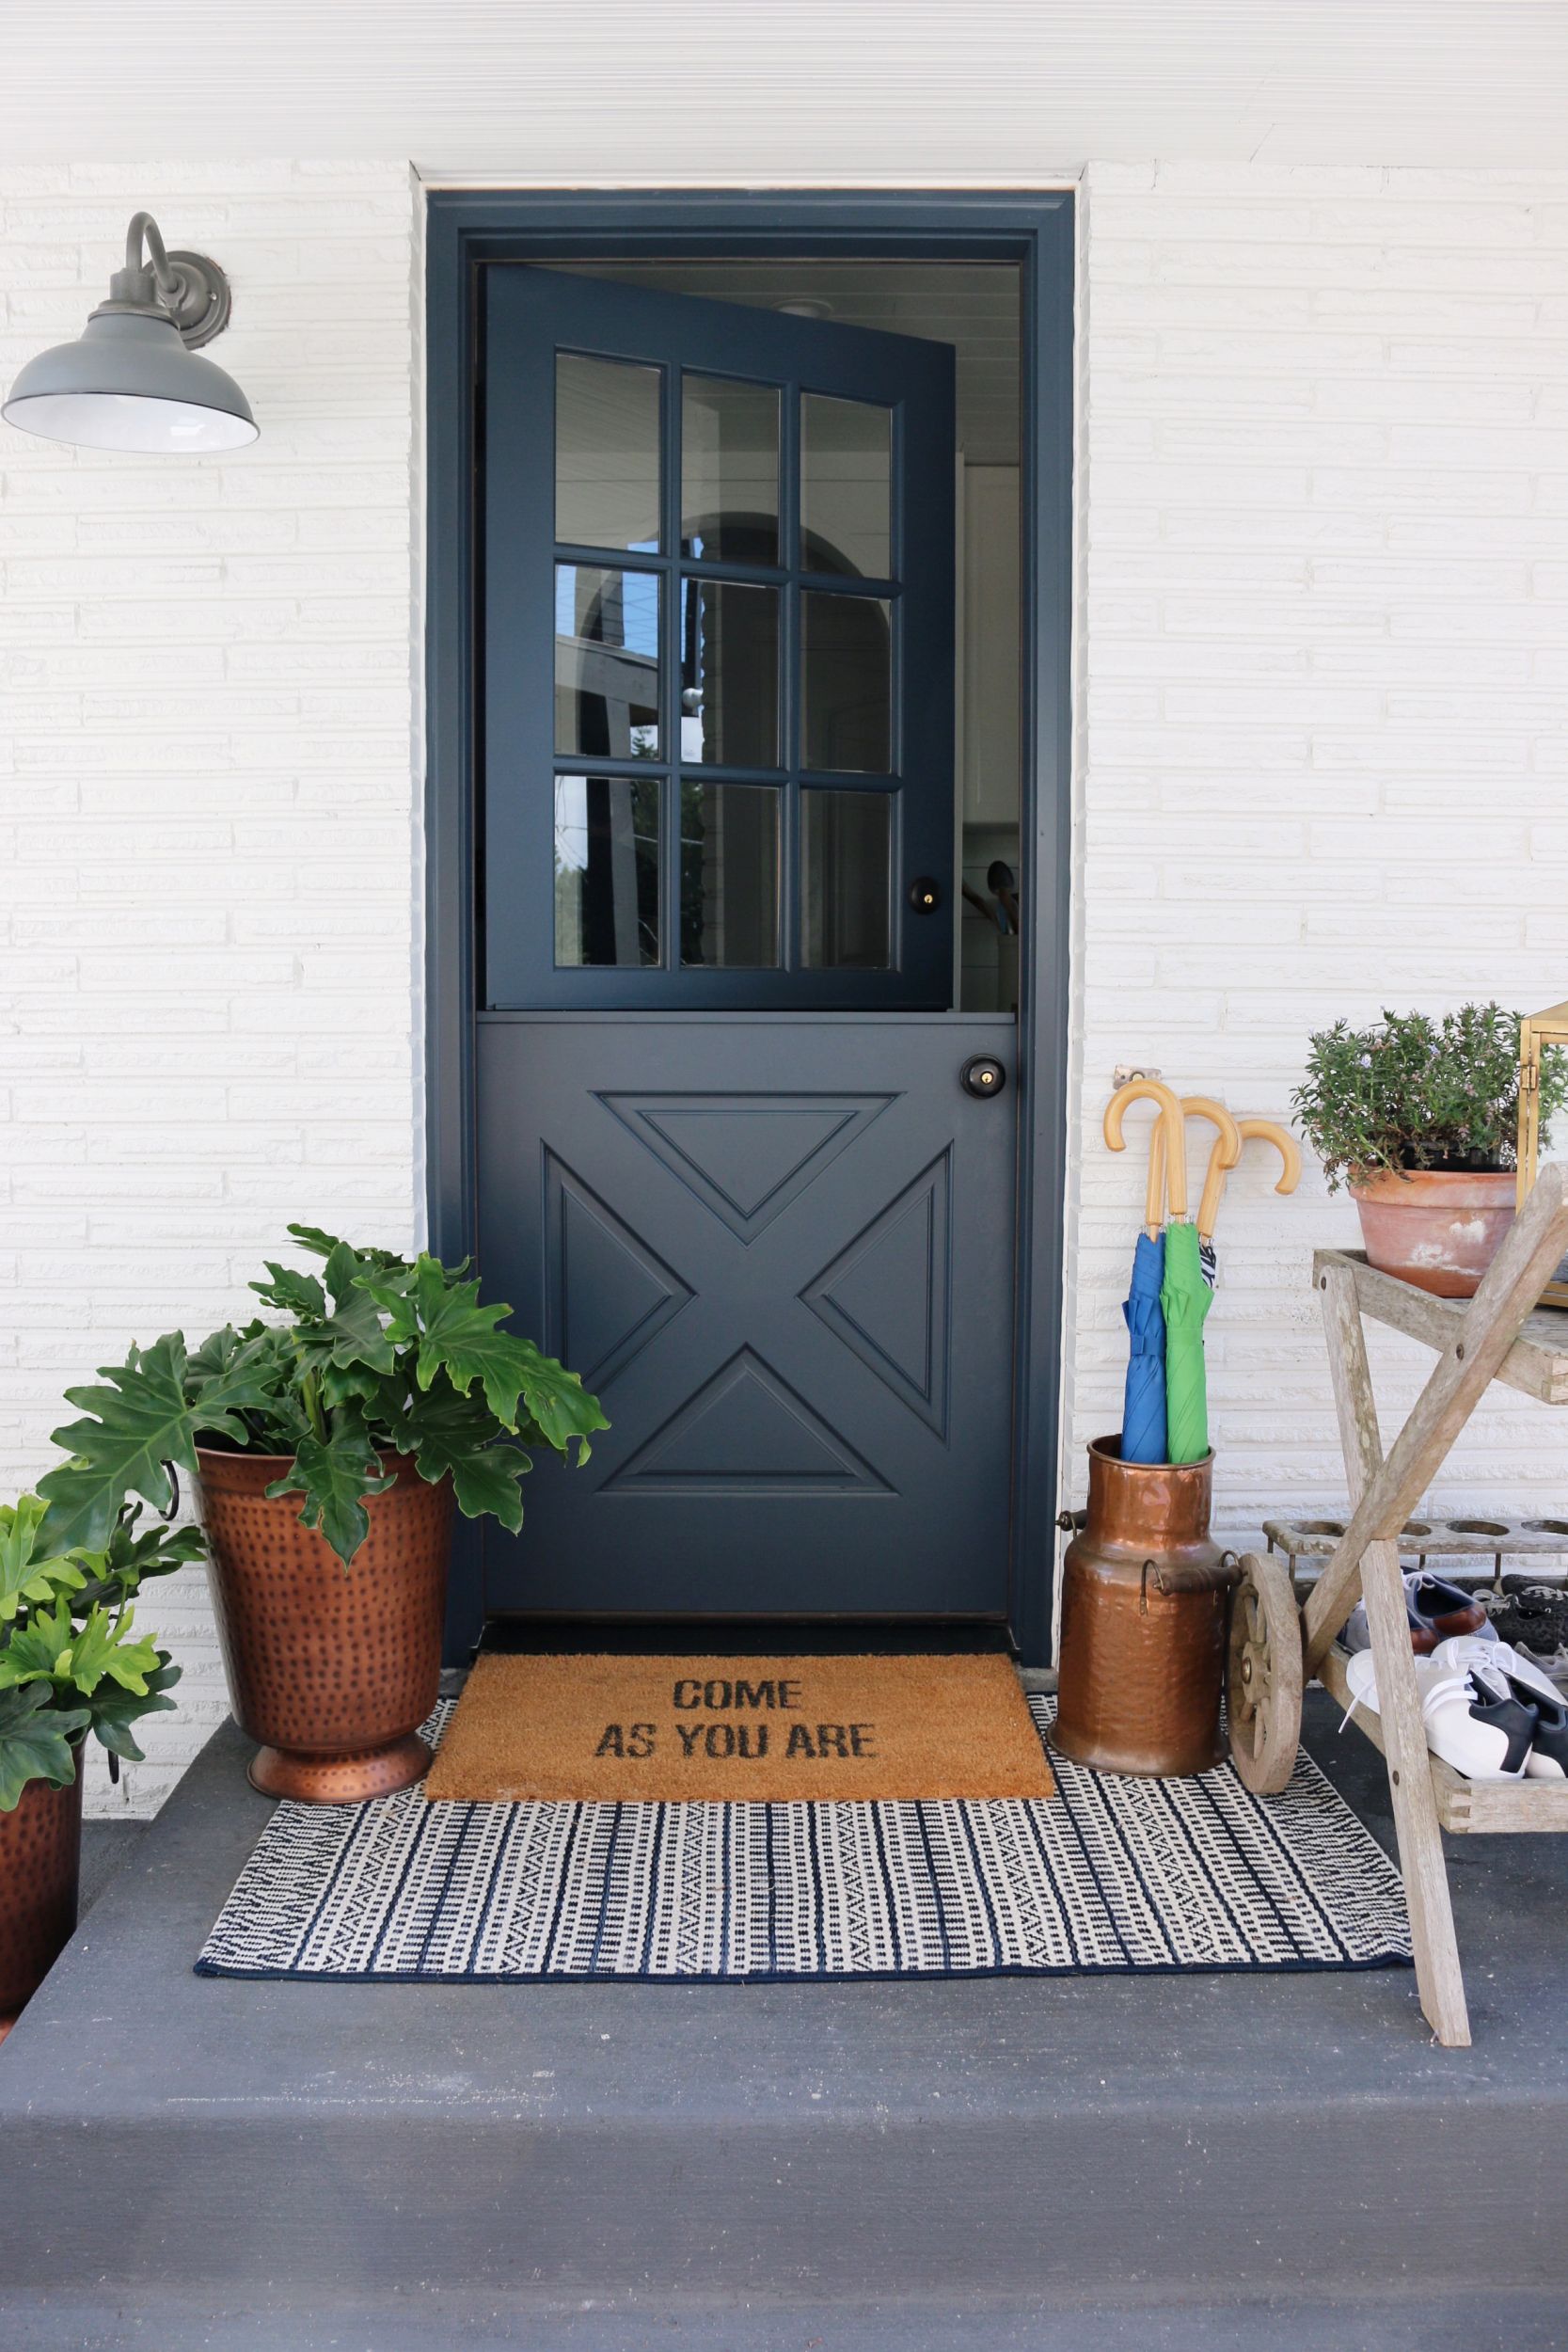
960, 1056, 1006, 1099
908, 876, 942, 913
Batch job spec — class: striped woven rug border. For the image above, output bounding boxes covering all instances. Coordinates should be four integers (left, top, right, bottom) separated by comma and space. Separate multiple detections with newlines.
195, 1697, 1411, 1984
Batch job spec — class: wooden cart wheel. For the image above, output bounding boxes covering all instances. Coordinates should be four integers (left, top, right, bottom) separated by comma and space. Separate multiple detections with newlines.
1227, 1549, 1305, 1795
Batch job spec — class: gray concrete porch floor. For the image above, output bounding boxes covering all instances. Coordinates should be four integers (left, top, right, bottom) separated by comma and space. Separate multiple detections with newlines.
3, 1694, 1568, 2349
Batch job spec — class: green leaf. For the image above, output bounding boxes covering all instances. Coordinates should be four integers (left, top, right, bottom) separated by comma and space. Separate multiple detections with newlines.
250, 1262, 327, 1321
97, 1506, 205, 1595
87, 1656, 180, 1765
0, 1602, 72, 1691
449, 1444, 528, 1529
38, 1334, 196, 1555
314, 1245, 396, 1376
185, 1324, 291, 1444
61, 1604, 162, 1699
0, 1685, 87, 1812
285, 1222, 343, 1261
288, 1223, 413, 1279
505, 1337, 610, 1463
368, 1256, 609, 1454
0, 1496, 87, 1623
264, 1418, 395, 1566
393, 1381, 529, 1530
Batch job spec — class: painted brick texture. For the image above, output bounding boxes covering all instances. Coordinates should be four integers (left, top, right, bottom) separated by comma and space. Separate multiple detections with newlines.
0, 162, 419, 1814
1067, 161, 1568, 1565
6, 158, 1567, 1810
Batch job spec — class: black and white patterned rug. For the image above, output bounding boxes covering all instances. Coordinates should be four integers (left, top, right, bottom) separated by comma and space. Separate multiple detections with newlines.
195, 1699, 1411, 1983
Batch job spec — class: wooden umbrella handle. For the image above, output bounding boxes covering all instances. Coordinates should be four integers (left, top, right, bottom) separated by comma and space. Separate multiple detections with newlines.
1238, 1118, 1302, 1193
1199, 1115, 1303, 1241
1104, 1078, 1188, 1229
1187, 1098, 1243, 1240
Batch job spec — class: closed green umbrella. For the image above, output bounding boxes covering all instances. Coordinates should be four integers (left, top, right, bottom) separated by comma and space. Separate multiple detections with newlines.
1161, 1218, 1212, 1465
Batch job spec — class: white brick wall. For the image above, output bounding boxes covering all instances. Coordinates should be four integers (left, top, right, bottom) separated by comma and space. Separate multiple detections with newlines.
0, 162, 420, 1814
7, 158, 1567, 1808
1066, 161, 1568, 1566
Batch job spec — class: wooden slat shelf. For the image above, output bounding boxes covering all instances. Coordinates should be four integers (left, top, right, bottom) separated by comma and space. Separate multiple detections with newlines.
1312, 1248, 1568, 1406
1318, 1643, 1568, 1836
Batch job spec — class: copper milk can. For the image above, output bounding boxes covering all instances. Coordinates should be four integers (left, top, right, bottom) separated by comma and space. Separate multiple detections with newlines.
1053, 1437, 1238, 1777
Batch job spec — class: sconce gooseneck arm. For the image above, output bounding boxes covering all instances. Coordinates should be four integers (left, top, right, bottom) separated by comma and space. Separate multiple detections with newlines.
91, 211, 234, 350
125, 211, 179, 305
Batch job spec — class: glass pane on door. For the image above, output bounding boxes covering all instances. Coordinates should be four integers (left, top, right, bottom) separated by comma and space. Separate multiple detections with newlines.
801, 788, 891, 970
682, 375, 780, 563
800, 394, 892, 579
802, 591, 892, 772
680, 781, 780, 968
555, 564, 661, 757
554, 773, 660, 967
679, 580, 779, 768
555, 353, 661, 552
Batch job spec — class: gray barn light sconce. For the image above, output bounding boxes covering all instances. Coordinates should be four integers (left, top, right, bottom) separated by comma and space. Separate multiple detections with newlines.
2, 211, 257, 453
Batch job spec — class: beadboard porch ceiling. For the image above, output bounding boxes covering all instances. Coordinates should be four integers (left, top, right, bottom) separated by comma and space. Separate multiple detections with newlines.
5, 1, 1567, 175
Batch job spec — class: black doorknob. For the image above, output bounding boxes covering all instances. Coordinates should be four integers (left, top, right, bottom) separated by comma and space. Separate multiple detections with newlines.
908, 876, 942, 914
960, 1056, 1006, 1099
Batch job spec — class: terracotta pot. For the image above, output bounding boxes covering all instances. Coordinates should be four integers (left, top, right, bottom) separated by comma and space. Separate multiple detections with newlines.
0, 1759, 84, 2043
1350, 1167, 1516, 1299
195, 1447, 451, 1804
1052, 1438, 1238, 1779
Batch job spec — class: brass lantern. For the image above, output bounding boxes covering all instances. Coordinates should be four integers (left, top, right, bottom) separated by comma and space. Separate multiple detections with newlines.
1517, 1000, 1568, 1308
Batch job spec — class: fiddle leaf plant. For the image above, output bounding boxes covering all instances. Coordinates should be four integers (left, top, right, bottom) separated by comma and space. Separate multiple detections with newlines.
0, 1497, 192, 1810
36, 1227, 610, 1569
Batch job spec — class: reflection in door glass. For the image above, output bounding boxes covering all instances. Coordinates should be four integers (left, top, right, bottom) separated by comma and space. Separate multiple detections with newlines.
800, 394, 892, 579
682, 375, 780, 563
680, 580, 779, 768
801, 788, 892, 970
554, 773, 660, 967
802, 591, 891, 772
555, 353, 661, 553
680, 782, 780, 968
555, 565, 660, 757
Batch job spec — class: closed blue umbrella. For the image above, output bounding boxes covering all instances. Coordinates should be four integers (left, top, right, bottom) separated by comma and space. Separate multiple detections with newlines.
1104, 1078, 1189, 1467
1119, 1228, 1167, 1464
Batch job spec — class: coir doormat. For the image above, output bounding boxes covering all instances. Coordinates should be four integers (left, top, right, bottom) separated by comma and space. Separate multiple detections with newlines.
422, 1652, 1056, 1804
194, 1698, 1413, 1984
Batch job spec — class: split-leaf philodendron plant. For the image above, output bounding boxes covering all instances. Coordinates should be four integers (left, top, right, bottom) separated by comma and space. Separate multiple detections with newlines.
0, 1497, 198, 1811
36, 1226, 610, 1570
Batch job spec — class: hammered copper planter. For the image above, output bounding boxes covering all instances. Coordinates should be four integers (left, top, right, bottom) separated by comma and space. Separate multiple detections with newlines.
195, 1448, 451, 1804
1053, 1437, 1238, 1779
0, 1760, 84, 2044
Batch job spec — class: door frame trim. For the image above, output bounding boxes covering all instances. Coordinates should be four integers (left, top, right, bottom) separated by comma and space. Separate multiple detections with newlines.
425, 189, 1075, 1665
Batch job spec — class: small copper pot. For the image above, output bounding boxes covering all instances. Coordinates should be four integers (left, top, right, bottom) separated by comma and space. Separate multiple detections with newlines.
0, 1759, 84, 2043
195, 1447, 451, 1804
1053, 1437, 1238, 1778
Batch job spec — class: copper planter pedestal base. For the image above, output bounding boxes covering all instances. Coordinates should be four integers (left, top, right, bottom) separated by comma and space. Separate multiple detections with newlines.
195, 1446, 451, 1810
248, 1731, 433, 1804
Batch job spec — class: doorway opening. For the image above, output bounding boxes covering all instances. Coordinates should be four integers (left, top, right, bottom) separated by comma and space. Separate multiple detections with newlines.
425, 194, 1073, 1666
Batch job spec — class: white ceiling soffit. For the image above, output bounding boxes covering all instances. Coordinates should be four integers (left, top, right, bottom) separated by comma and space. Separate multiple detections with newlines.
6, 0, 1568, 173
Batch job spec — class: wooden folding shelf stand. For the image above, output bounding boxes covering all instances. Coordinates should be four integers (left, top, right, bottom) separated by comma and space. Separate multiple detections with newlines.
1286, 1163, 1568, 2046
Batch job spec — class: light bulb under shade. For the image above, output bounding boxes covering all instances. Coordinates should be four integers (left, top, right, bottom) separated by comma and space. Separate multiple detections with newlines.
2, 309, 257, 455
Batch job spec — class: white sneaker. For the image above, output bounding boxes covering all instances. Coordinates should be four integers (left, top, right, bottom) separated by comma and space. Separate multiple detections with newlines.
1430, 1634, 1560, 1708
1421, 1664, 1535, 1780
1342, 1651, 1535, 1779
